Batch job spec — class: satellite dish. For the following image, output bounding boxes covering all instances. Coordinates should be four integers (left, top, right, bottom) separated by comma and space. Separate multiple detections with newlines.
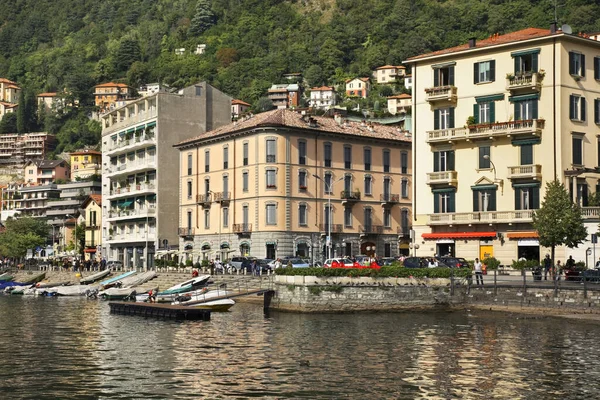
562, 24, 572, 34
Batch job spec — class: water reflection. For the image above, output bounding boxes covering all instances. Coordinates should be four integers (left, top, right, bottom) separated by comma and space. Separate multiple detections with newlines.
1, 297, 600, 398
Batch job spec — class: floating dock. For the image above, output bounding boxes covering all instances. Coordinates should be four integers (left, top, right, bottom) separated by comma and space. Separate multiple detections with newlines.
109, 302, 211, 321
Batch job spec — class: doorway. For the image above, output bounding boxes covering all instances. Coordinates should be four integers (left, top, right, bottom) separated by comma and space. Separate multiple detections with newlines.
266, 244, 276, 259
436, 242, 455, 257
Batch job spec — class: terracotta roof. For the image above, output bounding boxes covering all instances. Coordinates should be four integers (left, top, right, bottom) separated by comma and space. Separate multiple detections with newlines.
4, 84, 20, 90
310, 86, 335, 91
94, 82, 131, 88
0, 102, 17, 108
231, 99, 251, 106
388, 94, 412, 99
345, 77, 370, 83
176, 109, 412, 147
375, 65, 405, 70
37, 92, 57, 97
25, 160, 68, 169
0, 78, 17, 85
70, 149, 102, 156
89, 194, 102, 206
406, 28, 553, 61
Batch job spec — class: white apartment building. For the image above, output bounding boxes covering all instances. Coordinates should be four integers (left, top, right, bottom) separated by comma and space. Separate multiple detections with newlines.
309, 86, 336, 110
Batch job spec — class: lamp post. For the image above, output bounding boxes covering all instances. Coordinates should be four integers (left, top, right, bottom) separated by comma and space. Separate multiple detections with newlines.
66, 214, 76, 260
483, 154, 503, 193
312, 174, 344, 261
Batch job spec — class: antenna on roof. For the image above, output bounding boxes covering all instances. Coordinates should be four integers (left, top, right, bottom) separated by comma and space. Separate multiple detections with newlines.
561, 24, 572, 34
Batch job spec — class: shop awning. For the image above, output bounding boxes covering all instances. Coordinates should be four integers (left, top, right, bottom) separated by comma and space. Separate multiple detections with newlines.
506, 231, 538, 239
422, 232, 497, 239
84, 248, 96, 253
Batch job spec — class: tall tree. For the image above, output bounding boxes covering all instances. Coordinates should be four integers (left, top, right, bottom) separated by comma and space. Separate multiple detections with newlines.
189, 0, 215, 36
533, 180, 588, 268
0, 113, 17, 134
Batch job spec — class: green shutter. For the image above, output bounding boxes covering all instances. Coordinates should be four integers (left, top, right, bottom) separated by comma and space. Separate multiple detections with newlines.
447, 151, 455, 170
433, 70, 439, 87
511, 49, 541, 57
595, 99, 600, 124
570, 95, 576, 120
511, 137, 541, 146
434, 193, 439, 213
476, 94, 504, 102
532, 187, 540, 209
146, 121, 157, 127
509, 93, 540, 102
434, 109, 440, 130
473, 104, 479, 124
448, 192, 455, 212
520, 144, 533, 165
582, 98, 586, 121
474, 63, 479, 84
595, 57, 600, 80
432, 188, 456, 193
489, 190, 497, 211
514, 56, 520, 74
490, 102, 496, 123
514, 102, 521, 120
532, 100, 538, 119
490, 60, 496, 81
582, 54, 586, 77
569, 52, 575, 75
433, 152, 439, 172
532, 53, 538, 72
473, 190, 479, 212
515, 189, 521, 210
449, 107, 455, 128
449, 66, 455, 85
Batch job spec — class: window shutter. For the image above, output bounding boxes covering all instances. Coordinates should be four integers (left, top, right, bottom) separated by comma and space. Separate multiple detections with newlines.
532, 187, 540, 209
449, 66, 455, 85
490, 60, 496, 81
514, 56, 520, 74
569, 95, 576, 120
474, 63, 479, 84
490, 102, 496, 123
596, 181, 600, 195
581, 54, 586, 77
473, 103, 479, 124
433, 70, 439, 87
521, 144, 533, 165
447, 151, 455, 170
473, 191, 479, 212
573, 138, 582, 165
595, 57, 600, 80
532, 100, 538, 119
582, 97, 586, 121
433, 152, 440, 172
449, 107, 455, 128
582, 184, 589, 206
596, 99, 600, 124
434, 109, 440, 130
514, 102, 521, 121
489, 190, 497, 211
515, 189, 521, 210
569, 52, 575, 75
434, 193, 439, 213
448, 192, 455, 213
532, 53, 538, 72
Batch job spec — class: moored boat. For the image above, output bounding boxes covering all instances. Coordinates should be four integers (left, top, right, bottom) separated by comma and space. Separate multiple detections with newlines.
80, 269, 111, 285
98, 287, 137, 301
9, 285, 33, 295
190, 299, 235, 312
177, 289, 233, 306
54, 285, 98, 296
158, 275, 211, 295
36, 281, 71, 289
0, 274, 14, 283
99, 271, 136, 289
20, 273, 46, 285
117, 271, 156, 288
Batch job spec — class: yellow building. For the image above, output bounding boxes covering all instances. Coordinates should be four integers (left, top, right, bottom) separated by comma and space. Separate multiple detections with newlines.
82, 194, 102, 261
70, 149, 102, 180
94, 82, 134, 114
175, 109, 412, 262
405, 25, 600, 263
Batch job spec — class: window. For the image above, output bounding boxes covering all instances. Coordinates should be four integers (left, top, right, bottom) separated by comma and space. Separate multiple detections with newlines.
383, 177, 391, 199
243, 142, 249, 166
520, 144, 533, 165
596, 99, 600, 124
344, 175, 352, 193
576, 183, 589, 206
204, 178, 210, 195
299, 204, 307, 226
573, 136, 583, 165
364, 208, 373, 228
472, 188, 497, 212
401, 179, 409, 198
266, 139, 276, 163
570, 95, 586, 121
569, 52, 585, 77
401, 152, 408, 174
383, 150, 390, 172
364, 147, 371, 171
187, 154, 192, 175
344, 207, 352, 227
223, 146, 229, 169
223, 175, 229, 196
266, 203, 276, 225
479, 146, 491, 169
266, 169, 276, 189
223, 207, 229, 227
204, 150, 210, 172
474, 60, 495, 83
383, 209, 391, 228
187, 181, 192, 199
433, 107, 455, 130
595, 57, 600, 80
474, 101, 494, 124
298, 140, 306, 165
433, 150, 455, 172
433, 190, 455, 213
242, 205, 249, 224
324, 205, 332, 228
344, 145, 352, 169
204, 209, 210, 229
242, 171, 248, 192
514, 99, 538, 120
401, 209, 409, 235
299, 170, 307, 190
324, 143, 332, 167
364, 175, 372, 196
187, 211, 192, 229
324, 173, 332, 194
514, 185, 540, 210
513, 51, 538, 75
433, 65, 455, 87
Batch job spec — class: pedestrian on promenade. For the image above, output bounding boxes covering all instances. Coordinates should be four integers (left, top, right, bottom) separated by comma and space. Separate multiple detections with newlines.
101, 258, 106, 270
543, 254, 551, 280
556, 260, 563, 281
474, 258, 484, 286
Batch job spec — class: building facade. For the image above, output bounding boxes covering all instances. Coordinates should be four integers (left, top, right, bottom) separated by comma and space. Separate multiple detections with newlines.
24, 160, 70, 185
387, 94, 412, 116
0, 133, 56, 166
0, 78, 20, 119
15, 184, 60, 219
345, 78, 371, 98
70, 149, 102, 180
101, 82, 232, 269
94, 82, 134, 114
82, 195, 102, 261
405, 26, 600, 263
373, 65, 406, 84
231, 99, 251, 120
175, 109, 412, 263
309, 86, 336, 110
267, 84, 301, 109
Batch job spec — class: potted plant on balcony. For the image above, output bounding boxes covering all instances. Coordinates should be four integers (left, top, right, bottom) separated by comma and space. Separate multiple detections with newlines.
108, 228, 114, 240
466, 116, 476, 128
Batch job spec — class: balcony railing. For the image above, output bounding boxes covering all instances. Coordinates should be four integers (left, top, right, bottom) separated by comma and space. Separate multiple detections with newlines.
506, 72, 541, 92
507, 164, 542, 180
427, 119, 544, 143
340, 190, 361, 201
106, 158, 157, 176
213, 192, 230, 203
107, 206, 156, 220
105, 134, 156, 154
85, 241, 99, 247
582, 207, 600, 219
380, 193, 400, 204
424, 85, 457, 102
318, 223, 344, 233
233, 223, 252, 233
428, 210, 535, 225
109, 182, 156, 198
426, 171, 458, 186
359, 225, 384, 234
178, 227, 195, 236
196, 193, 212, 205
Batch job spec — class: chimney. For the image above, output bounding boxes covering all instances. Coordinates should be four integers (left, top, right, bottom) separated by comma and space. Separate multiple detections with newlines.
468, 37, 476, 48
550, 22, 558, 34
334, 113, 343, 125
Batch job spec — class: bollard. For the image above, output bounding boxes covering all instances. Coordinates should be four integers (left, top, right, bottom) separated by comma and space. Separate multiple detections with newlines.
493, 269, 497, 295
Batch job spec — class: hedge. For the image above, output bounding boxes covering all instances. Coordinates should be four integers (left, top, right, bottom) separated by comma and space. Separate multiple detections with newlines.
274, 266, 471, 278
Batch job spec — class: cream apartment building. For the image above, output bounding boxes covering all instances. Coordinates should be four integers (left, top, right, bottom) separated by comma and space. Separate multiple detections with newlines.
175, 109, 412, 262
101, 82, 231, 269
405, 25, 600, 263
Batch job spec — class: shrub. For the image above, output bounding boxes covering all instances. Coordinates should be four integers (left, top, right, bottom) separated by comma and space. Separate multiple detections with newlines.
511, 259, 539, 270
275, 266, 471, 278
194, 262, 201, 269
482, 257, 501, 270
185, 259, 193, 267
201, 259, 209, 268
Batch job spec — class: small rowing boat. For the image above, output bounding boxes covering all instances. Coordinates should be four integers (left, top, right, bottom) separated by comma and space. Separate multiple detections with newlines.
99, 271, 136, 288
80, 269, 111, 285
158, 275, 211, 295
20, 273, 46, 285
98, 287, 136, 300
191, 299, 235, 312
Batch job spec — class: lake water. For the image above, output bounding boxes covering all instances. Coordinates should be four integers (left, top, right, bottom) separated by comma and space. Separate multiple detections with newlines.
1, 296, 600, 399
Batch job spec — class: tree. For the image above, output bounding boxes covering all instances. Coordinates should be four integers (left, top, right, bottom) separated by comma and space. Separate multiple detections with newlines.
254, 97, 274, 113
0, 113, 17, 134
533, 180, 587, 269
16, 89, 38, 133
189, 0, 215, 36
0, 217, 48, 258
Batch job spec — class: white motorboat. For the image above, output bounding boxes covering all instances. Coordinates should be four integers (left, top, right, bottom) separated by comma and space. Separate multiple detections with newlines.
118, 271, 156, 288
190, 299, 235, 312
177, 289, 233, 305
53, 285, 98, 296
159, 275, 211, 295
98, 287, 137, 300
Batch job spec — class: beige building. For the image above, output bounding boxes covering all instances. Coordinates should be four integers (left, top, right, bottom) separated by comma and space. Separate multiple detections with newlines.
94, 82, 134, 114
70, 149, 102, 180
373, 65, 406, 84
82, 194, 102, 261
175, 109, 412, 262
0, 132, 57, 165
405, 25, 600, 263
0, 78, 20, 119
387, 94, 412, 115
24, 159, 70, 185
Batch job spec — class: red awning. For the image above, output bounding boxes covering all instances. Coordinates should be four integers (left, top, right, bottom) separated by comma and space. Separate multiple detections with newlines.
84, 248, 97, 253
506, 231, 538, 239
422, 232, 497, 239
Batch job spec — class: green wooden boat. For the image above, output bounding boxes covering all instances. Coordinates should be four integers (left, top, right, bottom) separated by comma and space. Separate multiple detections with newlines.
0, 274, 14, 282
20, 273, 46, 285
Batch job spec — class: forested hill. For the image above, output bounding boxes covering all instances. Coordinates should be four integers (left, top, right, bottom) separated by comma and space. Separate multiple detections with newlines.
1, 0, 599, 118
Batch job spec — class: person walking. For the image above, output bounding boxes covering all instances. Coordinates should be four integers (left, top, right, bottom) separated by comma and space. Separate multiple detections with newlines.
543, 254, 551, 280
474, 258, 484, 286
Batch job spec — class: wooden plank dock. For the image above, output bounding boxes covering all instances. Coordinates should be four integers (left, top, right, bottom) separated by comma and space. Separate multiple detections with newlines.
109, 302, 211, 321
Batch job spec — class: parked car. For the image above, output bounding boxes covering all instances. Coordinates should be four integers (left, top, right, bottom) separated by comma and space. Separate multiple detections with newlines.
438, 257, 469, 268
229, 257, 257, 272
106, 260, 123, 270
257, 259, 273, 273
402, 257, 450, 268
582, 268, 600, 282
323, 258, 355, 268
380, 257, 397, 266
288, 258, 310, 268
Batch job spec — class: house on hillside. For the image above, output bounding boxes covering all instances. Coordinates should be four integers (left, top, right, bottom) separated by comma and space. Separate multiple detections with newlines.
24, 159, 70, 185
70, 149, 102, 180
309, 86, 336, 110
231, 99, 251, 120
373, 65, 406, 84
345, 78, 370, 98
267, 84, 301, 109
387, 94, 412, 115
94, 82, 135, 114
0, 78, 20, 119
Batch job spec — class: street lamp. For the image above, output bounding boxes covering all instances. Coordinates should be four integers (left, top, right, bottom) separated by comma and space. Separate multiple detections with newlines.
483, 154, 503, 193
66, 214, 76, 259
312, 174, 344, 261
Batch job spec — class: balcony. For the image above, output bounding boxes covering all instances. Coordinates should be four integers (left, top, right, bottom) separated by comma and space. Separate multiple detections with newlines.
340, 190, 361, 204
318, 223, 344, 233
359, 225, 384, 235
582, 207, 600, 220
105, 134, 157, 156
107, 233, 156, 244
85, 241, 99, 247
233, 223, 252, 233
108, 182, 156, 199
506, 72, 542, 92
106, 206, 156, 221
380, 193, 400, 205
196, 193, 212, 207
106, 158, 157, 178
424, 85, 457, 103
507, 164, 542, 180
428, 210, 534, 225
178, 227, 195, 236
426, 171, 457, 186
427, 119, 544, 143
213, 191, 230, 204
103, 108, 157, 133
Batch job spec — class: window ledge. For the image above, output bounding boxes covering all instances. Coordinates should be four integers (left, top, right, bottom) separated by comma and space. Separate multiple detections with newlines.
476, 168, 493, 172
476, 81, 494, 85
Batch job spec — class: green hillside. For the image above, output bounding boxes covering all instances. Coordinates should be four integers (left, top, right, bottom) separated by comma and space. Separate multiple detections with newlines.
0, 0, 598, 151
